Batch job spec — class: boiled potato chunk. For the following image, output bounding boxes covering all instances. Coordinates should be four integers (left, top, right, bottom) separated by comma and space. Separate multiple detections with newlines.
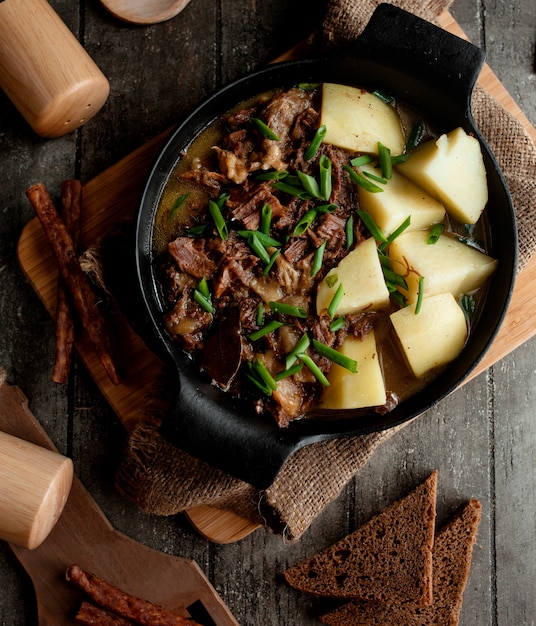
320, 331, 387, 409
396, 127, 488, 224
390, 293, 468, 378
321, 83, 405, 155
316, 237, 390, 316
358, 163, 446, 237
389, 230, 497, 303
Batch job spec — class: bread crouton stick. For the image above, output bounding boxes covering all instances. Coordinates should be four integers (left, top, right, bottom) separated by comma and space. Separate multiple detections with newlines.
66, 565, 200, 626
52, 180, 82, 384
26, 183, 120, 385
75, 601, 133, 625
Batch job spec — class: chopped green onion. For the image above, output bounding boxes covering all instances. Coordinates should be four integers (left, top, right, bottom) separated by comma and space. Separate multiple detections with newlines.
249, 320, 284, 341
250, 117, 280, 141
312, 338, 357, 373
245, 361, 273, 396
260, 203, 272, 235
379, 215, 411, 252
377, 142, 392, 180
345, 214, 354, 249
293, 209, 317, 236
378, 249, 392, 269
372, 89, 395, 104
390, 153, 410, 165
197, 277, 210, 299
382, 267, 408, 290
193, 289, 214, 314
297, 82, 320, 91
248, 232, 271, 264
415, 276, 425, 314
298, 353, 330, 386
391, 290, 408, 308
406, 120, 425, 150
316, 203, 337, 214
460, 293, 476, 320
275, 362, 304, 381
168, 193, 189, 221
304, 124, 327, 161
297, 170, 321, 198
256, 170, 288, 181
269, 301, 308, 318
262, 249, 281, 275
327, 283, 345, 319
256, 303, 265, 326
363, 170, 388, 185
271, 181, 311, 200
311, 241, 326, 277
216, 192, 230, 209
208, 199, 228, 240
326, 274, 338, 288
329, 317, 345, 332
357, 210, 388, 243
319, 155, 332, 201
249, 231, 281, 248
185, 224, 207, 237
252, 358, 277, 391
427, 223, 445, 244
286, 333, 311, 369
345, 165, 384, 193
350, 154, 373, 167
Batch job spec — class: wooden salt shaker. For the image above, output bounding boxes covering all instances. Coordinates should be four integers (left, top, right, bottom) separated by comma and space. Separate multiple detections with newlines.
0, 430, 73, 549
0, 0, 110, 137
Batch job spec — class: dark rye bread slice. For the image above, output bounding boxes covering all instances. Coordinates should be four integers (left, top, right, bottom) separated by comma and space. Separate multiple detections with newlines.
320, 498, 483, 626
284, 471, 438, 606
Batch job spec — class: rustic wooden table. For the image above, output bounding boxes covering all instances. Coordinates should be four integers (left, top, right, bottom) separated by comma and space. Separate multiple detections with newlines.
1, 0, 535, 624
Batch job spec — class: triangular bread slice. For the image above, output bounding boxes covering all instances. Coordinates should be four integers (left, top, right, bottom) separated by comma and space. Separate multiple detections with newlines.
320, 498, 482, 626
285, 471, 438, 606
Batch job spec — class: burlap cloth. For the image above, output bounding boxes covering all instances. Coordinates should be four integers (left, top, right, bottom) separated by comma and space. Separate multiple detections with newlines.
115, 0, 536, 541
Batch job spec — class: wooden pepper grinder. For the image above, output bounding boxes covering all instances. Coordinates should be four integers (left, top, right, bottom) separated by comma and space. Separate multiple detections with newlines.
0, 0, 110, 137
0, 430, 73, 549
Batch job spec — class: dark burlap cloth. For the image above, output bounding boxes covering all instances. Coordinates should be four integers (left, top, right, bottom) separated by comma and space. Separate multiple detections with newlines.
115, 0, 536, 541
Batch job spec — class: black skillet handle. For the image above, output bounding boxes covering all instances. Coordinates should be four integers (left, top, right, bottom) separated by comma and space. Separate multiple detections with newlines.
350, 3, 485, 110
159, 367, 304, 490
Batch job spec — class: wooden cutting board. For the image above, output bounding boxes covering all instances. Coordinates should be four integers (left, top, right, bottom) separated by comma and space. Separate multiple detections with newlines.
17, 11, 536, 544
0, 376, 239, 626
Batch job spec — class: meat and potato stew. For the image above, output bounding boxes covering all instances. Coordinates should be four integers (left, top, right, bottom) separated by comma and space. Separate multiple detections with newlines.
153, 83, 497, 428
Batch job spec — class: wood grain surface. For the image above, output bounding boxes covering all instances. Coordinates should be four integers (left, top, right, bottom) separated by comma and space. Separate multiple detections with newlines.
1, 1, 535, 625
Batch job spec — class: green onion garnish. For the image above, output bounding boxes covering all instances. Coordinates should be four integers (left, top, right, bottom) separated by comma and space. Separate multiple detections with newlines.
304, 124, 327, 161
298, 353, 330, 386
460, 293, 476, 320
345, 165, 384, 193
245, 361, 274, 396
406, 120, 425, 150
271, 181, 311, 200
379, 215, 411, 252
312, 339, 357, 373
262, 249, 281, 276
327, 283, 345, 319
256, 170, 288, 181
391, 290, 408, 308
249, 320, 284, 341
363, 170, 388, 185
250, 117, 280, 141
285, 333, 310, 369
345, 214, 354, 249
350, 155, 373, 167
293, 209, 317, 236
185, 224, 207, 237
427, 223, 445, 244
252, 358, 278, 391
382, 267, 408, 290
356, 210, 388, 243
297, 170, 321, 198
390, 153, 410, 165
193, 289, 214, 314
319, 154, 332, 201
415, 276, 425, 314
197, 277, 210, 299
168, 193, 189, 221
372, 89, 395, 105
269, 301, 308, 318
377, 142, 392, 180
249, 231, 281, 248
256, 303, 265, 326
326, 274, 339, 288
275, 362, 304, 381
208, 199, 228, 240
329, 317, 345, 332
260, 203, 272, 235
311, 241, 326, 277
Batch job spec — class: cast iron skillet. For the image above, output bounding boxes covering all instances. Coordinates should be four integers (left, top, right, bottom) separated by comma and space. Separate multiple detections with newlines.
135, 4, 517, 489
